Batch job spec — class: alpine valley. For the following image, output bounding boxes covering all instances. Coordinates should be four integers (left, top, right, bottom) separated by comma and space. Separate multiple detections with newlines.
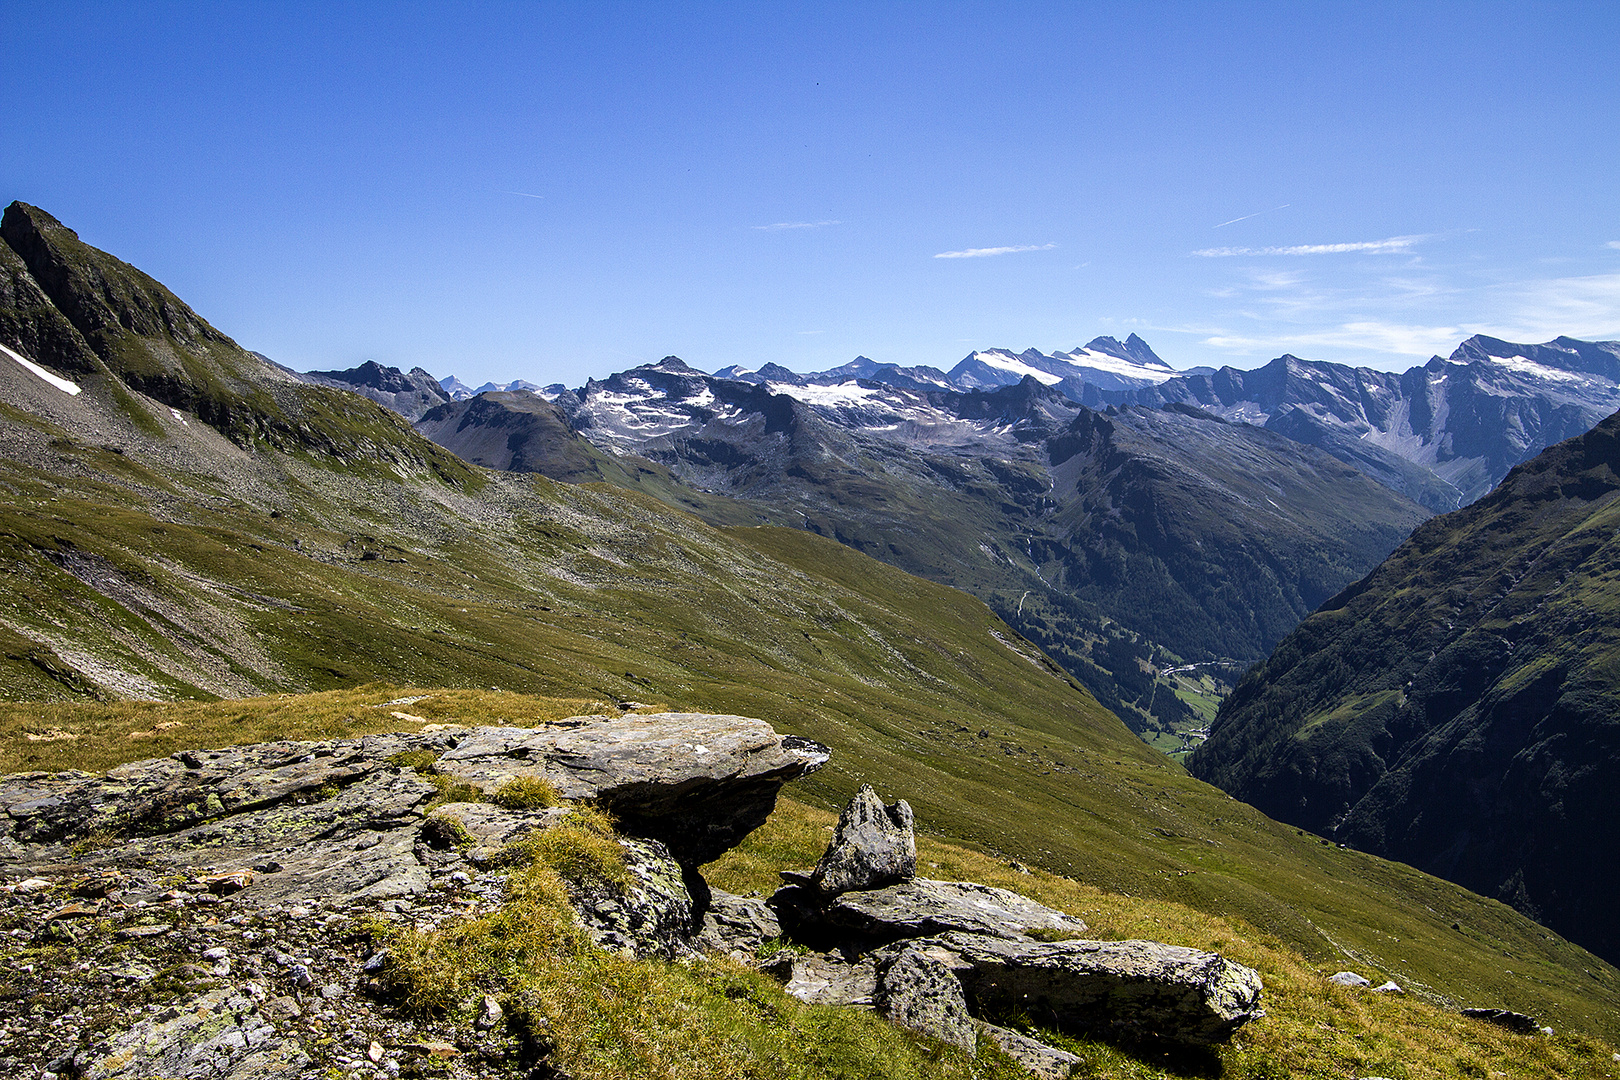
4, 201, 1620, 1076
355, 330, 1620, 755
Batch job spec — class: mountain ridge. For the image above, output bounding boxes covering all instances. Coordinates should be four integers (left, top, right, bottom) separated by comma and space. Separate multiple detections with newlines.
1189, 409, 1620, 965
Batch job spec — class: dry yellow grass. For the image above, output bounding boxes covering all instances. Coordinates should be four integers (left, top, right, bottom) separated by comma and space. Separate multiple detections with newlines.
706, 798, 1620, 1080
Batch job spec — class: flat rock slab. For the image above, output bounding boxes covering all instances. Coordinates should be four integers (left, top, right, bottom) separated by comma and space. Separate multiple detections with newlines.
771, 953, 878, 1008
907, 932, 1264, 1047
437, 714, 829, 864
777, 877, 1089, 946
0, 714, 825, 913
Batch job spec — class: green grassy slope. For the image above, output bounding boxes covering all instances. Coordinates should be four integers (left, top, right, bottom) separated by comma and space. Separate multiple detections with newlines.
1191, 410, 1620, 967
0, 206, 1615, 1040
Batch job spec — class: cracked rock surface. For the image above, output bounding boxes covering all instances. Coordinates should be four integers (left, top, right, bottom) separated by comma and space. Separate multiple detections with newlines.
0, 714, 826, 1079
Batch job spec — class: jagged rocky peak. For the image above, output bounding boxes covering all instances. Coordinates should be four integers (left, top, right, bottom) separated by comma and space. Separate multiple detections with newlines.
303, 359, 452, 421
1, 201, 231, 356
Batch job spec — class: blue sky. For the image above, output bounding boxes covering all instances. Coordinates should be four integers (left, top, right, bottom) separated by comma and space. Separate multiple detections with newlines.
4, 2, 1618, 386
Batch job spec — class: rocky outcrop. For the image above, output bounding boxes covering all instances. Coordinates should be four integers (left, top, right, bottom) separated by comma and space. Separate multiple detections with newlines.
763, 787, 1263, 1060
1, 713, 829, 880
0, 714, 826, 1078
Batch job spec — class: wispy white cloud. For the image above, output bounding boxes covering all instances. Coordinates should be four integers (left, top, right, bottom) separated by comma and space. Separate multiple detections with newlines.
934, 243, 1056, 259
1608, 240, 1620, 250
1201, 321, 1467, 359
754, 219, 841, 231
1193, 235, 1427, 258
1212, 204, 1291, 229
797, 329, 825, 335
504, 190, 545, 199
1493, 272, 1620, 342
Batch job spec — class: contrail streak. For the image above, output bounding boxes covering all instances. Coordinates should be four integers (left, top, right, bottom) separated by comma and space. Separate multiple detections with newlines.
1213, 204, 1290, 229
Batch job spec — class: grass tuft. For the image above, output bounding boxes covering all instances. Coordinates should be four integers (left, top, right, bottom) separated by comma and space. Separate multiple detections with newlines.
492, 774, 560, 810
502, 806, 629, 891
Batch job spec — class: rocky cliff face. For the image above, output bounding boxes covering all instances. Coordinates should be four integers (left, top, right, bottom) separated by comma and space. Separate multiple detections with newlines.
1190, 410, 1620, 965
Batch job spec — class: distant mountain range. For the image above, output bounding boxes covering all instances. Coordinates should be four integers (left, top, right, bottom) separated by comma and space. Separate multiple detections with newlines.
329, 330, 1620, 516
390, 356, 1428, 746
307, 332, 1620, 748
1189, 412, 1620, 965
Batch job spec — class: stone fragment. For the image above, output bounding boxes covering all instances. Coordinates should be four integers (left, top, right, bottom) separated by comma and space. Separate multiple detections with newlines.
974, 1021, 1082, 1080
475, 994, 504, 1031
875, 945, 976, 1051
1329, 971, 1371, 987
808, 784, 915, 898
770, 953, 879, 1008
369, 1040, 385, 1063
404, 1040, 460, 1058
774, 877, 1086, 947
697, 889, 781, 959
909, 932, 1264, 1046
1461, 1007, 1539, 1034
1371, 980, 1403, 994
203, 870, 252, 894
116, 923, 171, 939
71, 869, 123, 897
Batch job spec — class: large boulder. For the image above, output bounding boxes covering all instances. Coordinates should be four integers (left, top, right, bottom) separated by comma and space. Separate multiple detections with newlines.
772, 877, 1088, 948
874, 945, 977, 1051
807, 784, 915, 896
436, 714, 830, 865
903, 932, 1265, 1047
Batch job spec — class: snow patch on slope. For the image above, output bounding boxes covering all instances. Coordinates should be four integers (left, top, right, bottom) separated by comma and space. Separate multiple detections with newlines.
0, 343, 81, 395
767, 381, 884, 405
1054, 347, 1178, 384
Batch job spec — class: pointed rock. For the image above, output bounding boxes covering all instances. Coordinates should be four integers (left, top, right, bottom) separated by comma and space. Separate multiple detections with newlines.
810, 784, 915, 897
